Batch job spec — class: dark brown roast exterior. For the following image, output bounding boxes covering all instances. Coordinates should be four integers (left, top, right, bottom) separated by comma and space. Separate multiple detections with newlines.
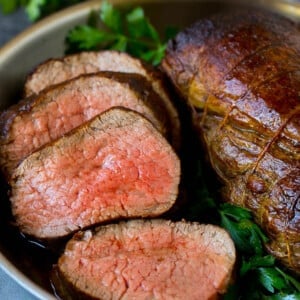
162, 10, 300, 273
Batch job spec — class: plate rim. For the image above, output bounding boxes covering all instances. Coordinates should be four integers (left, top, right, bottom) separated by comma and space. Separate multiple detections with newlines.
1, 0, 299, 65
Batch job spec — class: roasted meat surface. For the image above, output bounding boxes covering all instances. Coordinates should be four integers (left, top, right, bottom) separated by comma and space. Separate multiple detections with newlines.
162, 10, 300, 273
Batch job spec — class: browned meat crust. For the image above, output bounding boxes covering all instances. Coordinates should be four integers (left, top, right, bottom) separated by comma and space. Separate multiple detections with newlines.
56, 219, 235, 300
162, 9, 300, 273
0, 71, 172, 179
10, 108, 180, 239
24, 50, 181, 149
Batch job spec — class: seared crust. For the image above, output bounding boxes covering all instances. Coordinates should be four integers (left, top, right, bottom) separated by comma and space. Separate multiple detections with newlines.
10, 108, 180, 239
162, 9, 300, 273
0, 71, 172, 179
24, 50, 181, 149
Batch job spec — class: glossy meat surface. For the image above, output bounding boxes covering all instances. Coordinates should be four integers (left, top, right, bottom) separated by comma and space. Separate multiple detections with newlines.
162, 10, 300, 273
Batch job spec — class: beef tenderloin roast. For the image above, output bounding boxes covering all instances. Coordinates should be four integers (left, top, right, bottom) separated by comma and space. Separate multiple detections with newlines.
162, 9, 300, 273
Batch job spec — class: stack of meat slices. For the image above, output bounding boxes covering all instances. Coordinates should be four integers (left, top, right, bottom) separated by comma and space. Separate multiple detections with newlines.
10, 107, 180, 238
24, 50, 181, 150
1, 51, 181, 180
0, 50, 181, 238
0, 51, 236, 299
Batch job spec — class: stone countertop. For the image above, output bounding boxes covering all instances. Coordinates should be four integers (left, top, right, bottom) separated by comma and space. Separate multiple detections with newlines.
0, 9, 39, 300
0, 9, 31, 47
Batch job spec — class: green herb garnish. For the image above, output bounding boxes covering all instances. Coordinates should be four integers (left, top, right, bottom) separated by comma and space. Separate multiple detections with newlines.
185, 152, 300, 299
0, 0, 176, 65
0, 0, 83, 21
220, 203, 300, 298
65, 1, 176, 65
0, 0, 20, 14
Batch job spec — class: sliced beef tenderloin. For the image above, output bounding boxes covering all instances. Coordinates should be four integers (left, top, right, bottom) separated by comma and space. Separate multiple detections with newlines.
55, 219, 236, 300
24, 50, 180, 149
0, 72, 171, 179
10, 108, 180, 239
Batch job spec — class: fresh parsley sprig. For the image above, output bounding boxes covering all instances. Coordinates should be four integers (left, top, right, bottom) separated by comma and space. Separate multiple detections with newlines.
0, 0, 84, 21
185, 155, 300, 299
0, 0, 176, 65
220, 203, 300, 299
65, 1, 176, 65
220, 203, 268, 256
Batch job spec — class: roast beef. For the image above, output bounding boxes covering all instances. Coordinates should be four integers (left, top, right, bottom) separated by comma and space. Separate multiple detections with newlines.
24, 50, 180, 149
162, 10, 300, 273
0, 72, 171, 179
55, 219, 235, 300
9, 108, 180, 239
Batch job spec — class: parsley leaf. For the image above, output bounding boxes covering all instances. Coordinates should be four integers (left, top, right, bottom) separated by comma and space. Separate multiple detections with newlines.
126, 7, 160, 42
220, 203, 268, 255
65, 1, 177, 65
25, 0, 45, 20
0, 0, 22, 14
140, 44, 167, 68
257, 267, 287, 293
263, 294, 300, 300
275, 268, 300, 291
100, 1, 122, 33
1, 0, 176, 65
0, 0, 84, 21
218, 202, 300, 298
66, 25, 115, 50
240, 255, 275, 276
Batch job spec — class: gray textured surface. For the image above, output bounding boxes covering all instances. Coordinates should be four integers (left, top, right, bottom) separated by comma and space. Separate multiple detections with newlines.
0, 9, 31, 47
0, 10, 39, 300
0, 269, 38, 300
